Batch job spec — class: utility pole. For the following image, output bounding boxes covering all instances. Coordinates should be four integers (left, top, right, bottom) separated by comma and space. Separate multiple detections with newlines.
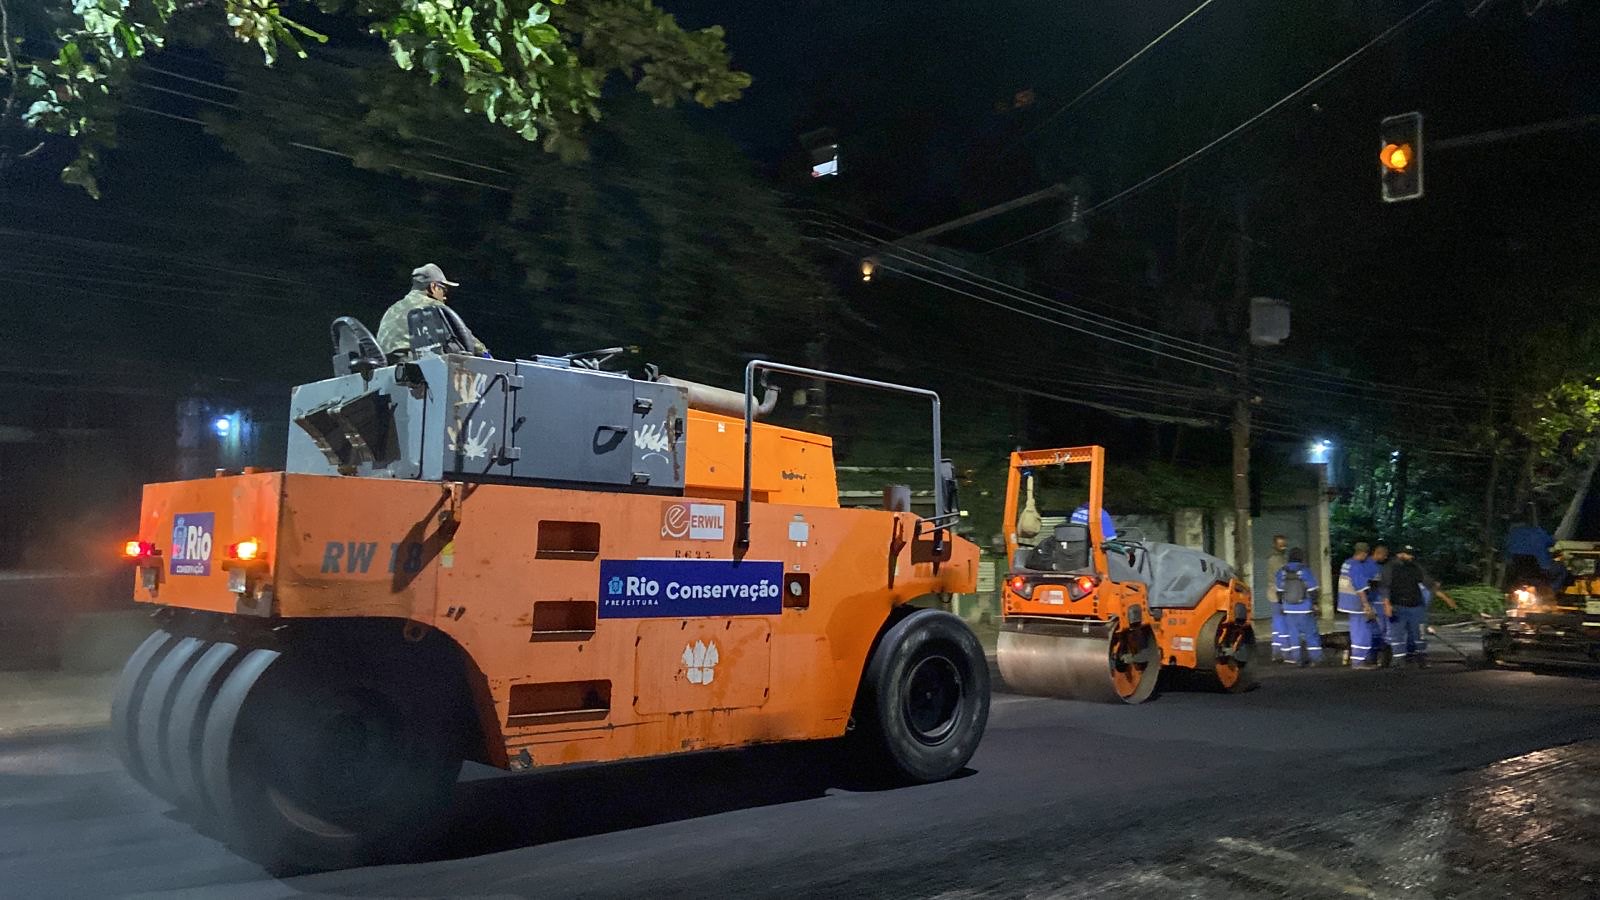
1231, 198, 1254, 587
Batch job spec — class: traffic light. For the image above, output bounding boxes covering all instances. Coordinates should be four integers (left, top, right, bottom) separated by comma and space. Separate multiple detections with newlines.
1379, 112, 1424, 203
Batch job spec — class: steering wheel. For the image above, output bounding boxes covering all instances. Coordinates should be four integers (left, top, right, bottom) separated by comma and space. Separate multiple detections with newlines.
564, 346, 629, 369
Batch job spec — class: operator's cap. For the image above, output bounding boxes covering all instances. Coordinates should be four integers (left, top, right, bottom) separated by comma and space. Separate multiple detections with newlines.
411, 263, 459, 288
1399, 544, 1419, 556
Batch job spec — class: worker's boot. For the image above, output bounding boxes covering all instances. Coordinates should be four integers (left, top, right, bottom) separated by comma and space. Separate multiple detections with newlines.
1415, 653, 1430, 669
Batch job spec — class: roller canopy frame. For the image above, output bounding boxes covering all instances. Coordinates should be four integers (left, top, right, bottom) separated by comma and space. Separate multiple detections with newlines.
1003, 446, 1110, 578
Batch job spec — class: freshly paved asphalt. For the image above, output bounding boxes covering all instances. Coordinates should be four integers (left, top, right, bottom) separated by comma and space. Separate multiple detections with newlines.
4, 657, 1599, 898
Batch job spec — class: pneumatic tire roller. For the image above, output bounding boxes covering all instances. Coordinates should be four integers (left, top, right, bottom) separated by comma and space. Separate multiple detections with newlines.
112, 347, 990, 872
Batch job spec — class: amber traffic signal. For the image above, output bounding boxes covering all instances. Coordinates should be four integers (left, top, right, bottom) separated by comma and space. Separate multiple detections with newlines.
1380, 112, 1423, 202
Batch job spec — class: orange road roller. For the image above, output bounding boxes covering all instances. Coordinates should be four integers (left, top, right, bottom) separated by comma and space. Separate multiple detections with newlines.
996, 446, 1256, 703
111, 328, 988, 872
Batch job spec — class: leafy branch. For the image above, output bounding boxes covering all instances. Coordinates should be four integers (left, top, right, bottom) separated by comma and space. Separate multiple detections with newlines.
10, 0, 749, 196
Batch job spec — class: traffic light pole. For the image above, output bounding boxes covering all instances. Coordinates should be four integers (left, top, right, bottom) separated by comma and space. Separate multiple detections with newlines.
1432, 113, 1600, 152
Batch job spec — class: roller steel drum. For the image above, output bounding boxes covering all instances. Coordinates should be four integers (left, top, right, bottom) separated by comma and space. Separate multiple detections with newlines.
997, 616, 1160, 704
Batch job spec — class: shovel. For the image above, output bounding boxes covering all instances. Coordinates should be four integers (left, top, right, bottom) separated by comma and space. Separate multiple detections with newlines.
1425, 624, 1480, 668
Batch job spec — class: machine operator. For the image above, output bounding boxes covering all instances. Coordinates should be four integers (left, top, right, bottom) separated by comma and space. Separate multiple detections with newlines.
376, 263, 491, 361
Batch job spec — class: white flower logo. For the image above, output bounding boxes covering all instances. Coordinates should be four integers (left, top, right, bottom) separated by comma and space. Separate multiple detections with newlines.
682, 640, 719, 685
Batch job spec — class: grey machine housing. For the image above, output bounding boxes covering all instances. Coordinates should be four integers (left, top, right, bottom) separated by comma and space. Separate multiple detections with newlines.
288, 352, 690, 492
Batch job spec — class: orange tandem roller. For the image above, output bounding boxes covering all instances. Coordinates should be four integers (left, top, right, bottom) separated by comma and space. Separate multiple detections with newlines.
110, 357, 987, 871
996, 446, 1256, 703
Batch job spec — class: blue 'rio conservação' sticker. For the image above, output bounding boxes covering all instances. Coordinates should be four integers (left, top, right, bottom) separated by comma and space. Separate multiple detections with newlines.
599, 559, 783, 619
170, 512, 216, 577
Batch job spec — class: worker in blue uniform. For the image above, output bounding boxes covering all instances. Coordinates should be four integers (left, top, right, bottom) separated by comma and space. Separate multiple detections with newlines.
1275, 547, 1323, 665
1379, 544, 1459, 667
1366, 543, 1392, 662
1336, 541, 1383, 666
1070, 503, 1118, 541
1270, 605, 1288, 663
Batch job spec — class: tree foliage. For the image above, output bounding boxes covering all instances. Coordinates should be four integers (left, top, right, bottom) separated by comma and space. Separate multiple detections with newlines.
4, 46, 829, 389
7, 0, 749, 196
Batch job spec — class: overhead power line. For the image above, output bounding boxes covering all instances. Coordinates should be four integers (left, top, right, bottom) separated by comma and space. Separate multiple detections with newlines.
808, 209, 1498, 411
798, 182, 1503, 407
998, 0, 1223, 161
809, 212, 1239, 365
126, 77, 515, 193
808, 214, 1502, 424
989, 0, 1446, 253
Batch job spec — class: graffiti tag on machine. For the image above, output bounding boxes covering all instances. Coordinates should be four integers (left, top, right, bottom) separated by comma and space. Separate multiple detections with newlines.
634, 422, 671, 454
169, 513, 215, 576
661, 502, 726, 541
598, 559, 783, 618
447, 420, 496, 461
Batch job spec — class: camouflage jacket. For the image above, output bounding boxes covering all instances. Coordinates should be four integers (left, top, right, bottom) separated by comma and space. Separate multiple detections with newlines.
375, 290, 490, 359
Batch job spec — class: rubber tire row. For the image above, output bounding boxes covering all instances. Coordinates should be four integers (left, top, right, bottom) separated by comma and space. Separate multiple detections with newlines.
110, 629, 271, 820
109, 625, 462, 873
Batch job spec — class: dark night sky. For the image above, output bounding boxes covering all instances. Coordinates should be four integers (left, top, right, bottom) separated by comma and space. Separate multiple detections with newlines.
7, 0, 1600, 425
5, 0, 1599, 569
672, 0, 1600, 258
673, 0, 1600, 361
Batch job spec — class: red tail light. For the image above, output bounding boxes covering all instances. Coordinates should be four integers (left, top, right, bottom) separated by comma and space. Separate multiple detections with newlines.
123, 540, 157, 560
1007, 575, 1031, 598
228, 538, 262, 561
1069, 575, 1099, 600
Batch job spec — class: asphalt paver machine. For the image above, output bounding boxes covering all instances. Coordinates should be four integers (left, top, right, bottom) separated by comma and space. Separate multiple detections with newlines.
1485, 540, 1600, 668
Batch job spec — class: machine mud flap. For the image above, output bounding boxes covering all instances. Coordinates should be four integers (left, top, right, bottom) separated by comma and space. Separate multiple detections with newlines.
997, 616, 1160, 704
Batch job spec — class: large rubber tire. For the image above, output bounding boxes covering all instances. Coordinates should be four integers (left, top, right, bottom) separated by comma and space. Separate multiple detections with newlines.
164, 640, 243, 817
109, 627, 180, 792
854, 608, 990, 784
133, 635, 207, 803
199, 645, 465, 872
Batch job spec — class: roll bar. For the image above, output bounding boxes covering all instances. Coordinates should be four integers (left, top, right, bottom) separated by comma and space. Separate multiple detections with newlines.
737, 360, 951, 548
1002, 445, 1109, 578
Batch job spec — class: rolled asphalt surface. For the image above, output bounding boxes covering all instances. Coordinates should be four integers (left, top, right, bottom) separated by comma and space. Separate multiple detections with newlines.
4, 626, 1600, 898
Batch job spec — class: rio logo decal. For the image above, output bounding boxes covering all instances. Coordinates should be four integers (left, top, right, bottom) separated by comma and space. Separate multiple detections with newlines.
169, 513, 215, 577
